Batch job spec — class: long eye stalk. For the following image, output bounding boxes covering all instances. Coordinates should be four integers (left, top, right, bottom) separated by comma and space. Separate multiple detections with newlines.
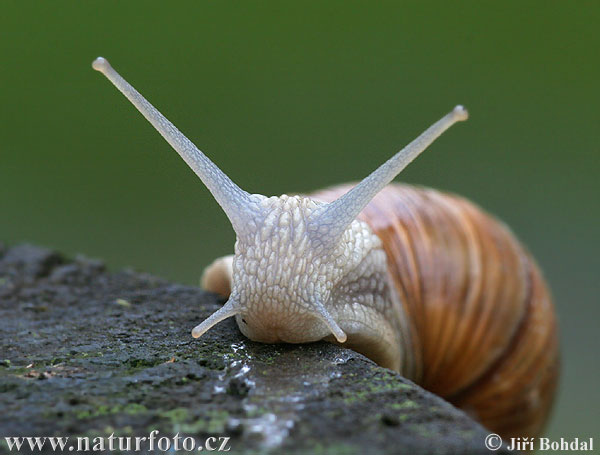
92, 57, 264, 236
310, 106, 468, 245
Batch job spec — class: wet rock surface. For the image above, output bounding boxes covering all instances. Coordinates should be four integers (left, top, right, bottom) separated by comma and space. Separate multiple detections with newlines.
0, 244, 509, 454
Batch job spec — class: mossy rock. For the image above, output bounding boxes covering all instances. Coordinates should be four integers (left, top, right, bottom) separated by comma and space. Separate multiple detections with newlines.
0, 244, 511, 454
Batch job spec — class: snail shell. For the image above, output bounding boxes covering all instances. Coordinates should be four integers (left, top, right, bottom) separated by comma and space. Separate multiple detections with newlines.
312, 183, 559, 438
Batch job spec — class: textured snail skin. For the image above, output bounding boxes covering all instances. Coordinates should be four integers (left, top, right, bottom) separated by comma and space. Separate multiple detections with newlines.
202, 194, 416, 375
92, 56, 559, 440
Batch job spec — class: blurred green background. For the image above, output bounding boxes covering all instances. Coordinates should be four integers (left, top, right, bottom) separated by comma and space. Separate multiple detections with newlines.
1, 0, 598, 442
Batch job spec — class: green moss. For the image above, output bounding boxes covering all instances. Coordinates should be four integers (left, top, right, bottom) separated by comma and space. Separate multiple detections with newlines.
198, 409, 230, 433
59, 350, 104, 360
122, 403, 148, 414
126, 358, 163, 369
115, 298, 131, 307
0, 366, 28, 376
159, 408, 230, 434
160, 407, 190, 423
390, 400, 419, 410
76, 403, 148, 419
341, 374, 413, 404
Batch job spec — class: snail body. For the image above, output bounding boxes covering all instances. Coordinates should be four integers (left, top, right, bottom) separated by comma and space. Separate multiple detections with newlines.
93, 57, 559, 438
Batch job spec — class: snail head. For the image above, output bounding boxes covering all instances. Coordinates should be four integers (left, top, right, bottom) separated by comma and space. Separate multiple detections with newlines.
92, 56, 468, 344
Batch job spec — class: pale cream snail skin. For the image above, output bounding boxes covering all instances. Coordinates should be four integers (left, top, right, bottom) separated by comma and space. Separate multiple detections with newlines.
92, 57, 559, 439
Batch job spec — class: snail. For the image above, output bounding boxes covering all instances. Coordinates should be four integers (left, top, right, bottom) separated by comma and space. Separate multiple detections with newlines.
92, 57, 559, 439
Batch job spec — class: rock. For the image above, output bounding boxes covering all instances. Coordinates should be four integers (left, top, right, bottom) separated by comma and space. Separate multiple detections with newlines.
0, 244, 511, 454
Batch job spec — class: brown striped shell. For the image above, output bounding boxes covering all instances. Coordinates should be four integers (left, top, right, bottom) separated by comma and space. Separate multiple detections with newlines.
312, 183, 559, 439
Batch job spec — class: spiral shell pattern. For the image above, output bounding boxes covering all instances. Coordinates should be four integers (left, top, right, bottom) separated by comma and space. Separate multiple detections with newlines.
312, 183, 559, 438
